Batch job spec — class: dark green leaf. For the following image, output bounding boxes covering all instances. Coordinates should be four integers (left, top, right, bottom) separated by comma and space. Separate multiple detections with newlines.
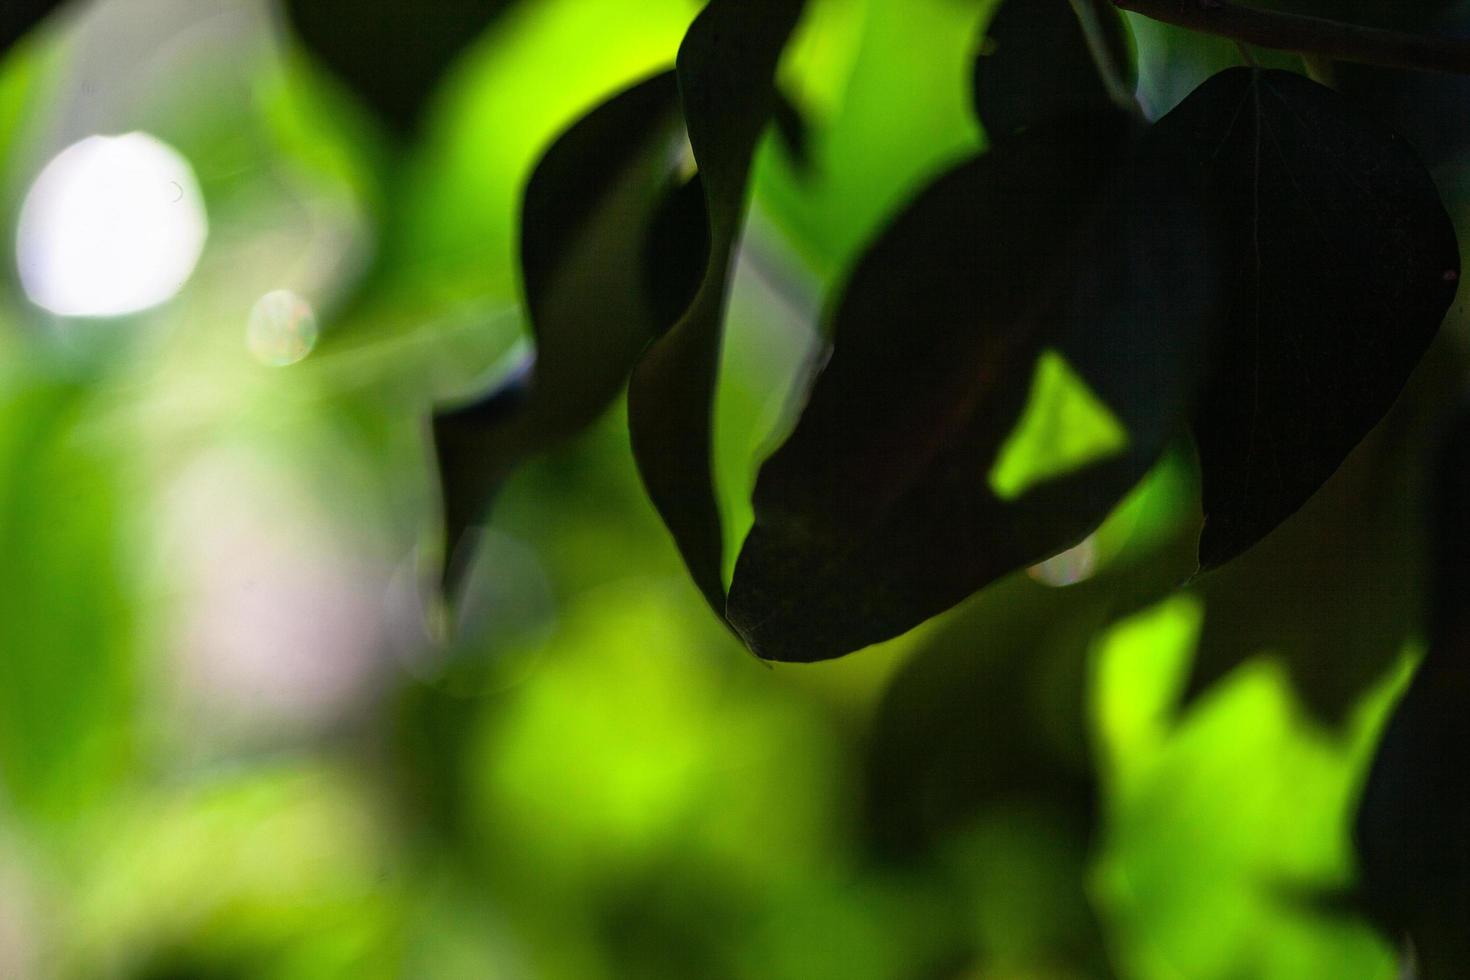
726, 113, 1224, 662
866, 580, 1099, 857
971, 0, 1134, 139
643, 173, 711, 333
627, 0, 807, 613
1334, 2, 1470, 169
3, 0, 64, 55
433, 358, 531, 594
282, 0, 519, 135
1155, 68, 1459, 570
864, 576, 1108, 970
434, 71, 687, 593
1183, 343, 1451, 723
1356, 397, 1470, 979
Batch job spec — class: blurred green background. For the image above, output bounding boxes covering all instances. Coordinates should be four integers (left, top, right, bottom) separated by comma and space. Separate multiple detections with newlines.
0, 0, 1451, 976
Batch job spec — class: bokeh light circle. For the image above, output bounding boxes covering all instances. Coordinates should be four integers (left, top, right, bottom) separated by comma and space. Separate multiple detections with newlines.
16, 132, 208, 318
247, 290, 319, 366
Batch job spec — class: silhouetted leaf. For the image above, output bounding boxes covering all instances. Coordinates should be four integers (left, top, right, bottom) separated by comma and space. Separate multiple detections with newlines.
1356, 397, 1470, 979
434, 357, 532, 594
3, 0, 64, 55
282, 0, 518, 135
1183, 341, 1453, 723
1154, 68, 1459, 570
643, 173, 711, 333
726, 112, 1225, 662
972, 0, 1134, 140
434, 71, 687, 593
627, 0, 807, 613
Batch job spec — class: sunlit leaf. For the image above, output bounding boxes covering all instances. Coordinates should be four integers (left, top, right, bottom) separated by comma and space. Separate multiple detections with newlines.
627, 0, 808, 612
434, 71, 687, 593
726, 112, 1223, 662
989, 350, 1131, 502
0, 383, 135, 820
1096, 598, 1403, 980
1151, 68, 1459, 570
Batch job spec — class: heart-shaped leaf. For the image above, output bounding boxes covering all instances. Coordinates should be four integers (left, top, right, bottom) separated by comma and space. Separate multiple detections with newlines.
283, 0, 519, 135
1182, 348, 1450, 724
725, 113, 1225, 662
434, 71, 689, 592
1154, 68, 1459, 569
627, 0, 807, 613
972, 0, 1135, 140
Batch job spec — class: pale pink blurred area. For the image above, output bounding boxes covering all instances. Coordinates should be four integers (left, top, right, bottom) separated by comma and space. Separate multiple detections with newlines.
0, 843, 41, 980
155, 448, 398, 742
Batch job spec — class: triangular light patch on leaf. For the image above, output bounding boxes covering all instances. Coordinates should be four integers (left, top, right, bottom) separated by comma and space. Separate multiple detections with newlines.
989, 349, 1129, 501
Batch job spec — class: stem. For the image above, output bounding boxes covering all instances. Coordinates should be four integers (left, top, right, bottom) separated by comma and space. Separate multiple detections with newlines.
1112, 0, 1470, 75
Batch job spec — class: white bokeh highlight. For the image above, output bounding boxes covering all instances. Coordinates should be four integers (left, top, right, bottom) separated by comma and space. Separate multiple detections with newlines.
16, 132, 207, 317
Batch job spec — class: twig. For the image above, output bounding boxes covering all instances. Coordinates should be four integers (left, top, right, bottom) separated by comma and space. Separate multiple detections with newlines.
1112, 0, 1470, 75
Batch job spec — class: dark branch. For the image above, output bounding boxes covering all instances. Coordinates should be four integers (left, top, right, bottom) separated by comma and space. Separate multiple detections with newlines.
1113, 0, 1470, 75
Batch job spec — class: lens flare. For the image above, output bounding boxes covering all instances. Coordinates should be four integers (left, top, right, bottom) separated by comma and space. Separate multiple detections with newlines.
247, 290, 318, 366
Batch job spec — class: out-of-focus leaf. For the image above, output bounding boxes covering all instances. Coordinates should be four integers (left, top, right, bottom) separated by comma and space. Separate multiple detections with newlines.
433, 71, 688, 593
866, 514, 1203, 971
726, 112, 1223, 662
866, 580, 1098, 859
753, 0, 985, 279
1183, 342, 1455, 723
1152, 68, 1459, 570
1356, 398, 1470, 978
1095, 594, 1402, 980
972, 0, 1134, 140
1, 0, 63, 56
867, 591, 1108, 973
771, 87, 813, 174
627, 0, 807, 612
281, 0, 520, 135
0, 383, 134, 820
